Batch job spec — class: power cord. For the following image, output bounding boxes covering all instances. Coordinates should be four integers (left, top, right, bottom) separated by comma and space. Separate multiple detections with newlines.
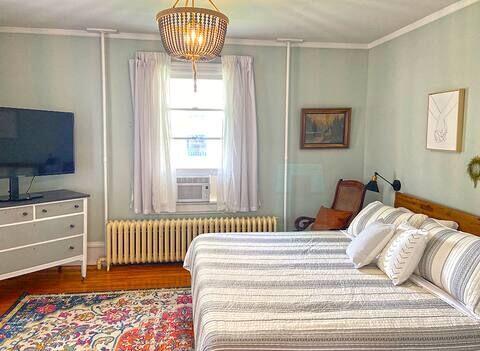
25, 176, 36, 198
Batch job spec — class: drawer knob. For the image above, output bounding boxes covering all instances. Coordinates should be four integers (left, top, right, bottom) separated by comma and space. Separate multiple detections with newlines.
22, 212, 28, 216
70, 224, 75, 229
74, 204, 80, 209
42, 209, 48, 213
69, 246, 75, 250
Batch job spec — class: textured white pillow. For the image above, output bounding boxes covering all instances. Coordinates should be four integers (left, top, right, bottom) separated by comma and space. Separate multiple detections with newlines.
377, 223, 429, 285
397, 207, 429, 228
346, 221, 395, 268
409, 213, 429, 228
433, 218, 459, 230
398, 211, 458, 230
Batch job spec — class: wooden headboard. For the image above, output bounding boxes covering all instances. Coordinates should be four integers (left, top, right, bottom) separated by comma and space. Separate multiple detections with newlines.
394, 192, 480, 237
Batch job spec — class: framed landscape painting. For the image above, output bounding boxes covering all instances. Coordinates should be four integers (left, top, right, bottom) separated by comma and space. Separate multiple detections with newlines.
301, 108, 351, 149
426, 89, 465, 152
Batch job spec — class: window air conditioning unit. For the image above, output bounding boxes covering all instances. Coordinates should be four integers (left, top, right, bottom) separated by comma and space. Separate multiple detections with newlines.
176, 176, 210, 203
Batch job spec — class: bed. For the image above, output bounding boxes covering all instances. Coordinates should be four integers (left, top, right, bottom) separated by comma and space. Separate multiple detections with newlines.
184, 194, 480, 350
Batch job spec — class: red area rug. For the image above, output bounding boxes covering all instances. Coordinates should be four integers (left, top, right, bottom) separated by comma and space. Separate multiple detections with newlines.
0, 288, 193, 350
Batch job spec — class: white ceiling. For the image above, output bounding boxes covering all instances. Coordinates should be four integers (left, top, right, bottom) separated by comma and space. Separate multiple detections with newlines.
0, 0, 462, 44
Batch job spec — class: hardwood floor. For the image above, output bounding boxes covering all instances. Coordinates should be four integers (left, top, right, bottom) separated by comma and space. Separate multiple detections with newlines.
0, 264, 190, 315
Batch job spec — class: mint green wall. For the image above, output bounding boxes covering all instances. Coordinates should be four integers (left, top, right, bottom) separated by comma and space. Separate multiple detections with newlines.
107, 41, 368, 230
0, 33, 368, 239
288, 48, 368, 225
0, 33, 104, 242
364, 2, 480, 211
106, 41, 288, 225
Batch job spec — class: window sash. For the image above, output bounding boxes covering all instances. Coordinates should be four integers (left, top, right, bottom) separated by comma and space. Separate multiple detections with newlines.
171, 139, 222, 169
169, 108, 224, 112
169, 62, 224, 174
170, 110, 223, 139
172, 137, 222, 140
170, 61, 222, 80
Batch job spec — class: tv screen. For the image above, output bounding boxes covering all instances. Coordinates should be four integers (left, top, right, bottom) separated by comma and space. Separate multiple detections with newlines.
0, 107, 75, 178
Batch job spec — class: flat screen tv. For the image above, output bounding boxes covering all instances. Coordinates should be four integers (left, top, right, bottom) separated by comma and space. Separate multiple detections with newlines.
0, 107, 74, 201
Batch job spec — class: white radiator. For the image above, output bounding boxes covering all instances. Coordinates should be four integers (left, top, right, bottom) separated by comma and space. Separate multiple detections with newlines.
105, 216, 277, 270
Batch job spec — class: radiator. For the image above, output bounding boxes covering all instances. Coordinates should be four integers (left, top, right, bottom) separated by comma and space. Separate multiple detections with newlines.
104, 216, 277, 270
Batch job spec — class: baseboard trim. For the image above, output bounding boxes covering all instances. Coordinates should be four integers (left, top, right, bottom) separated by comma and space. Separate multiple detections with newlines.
87, 241, 105, 265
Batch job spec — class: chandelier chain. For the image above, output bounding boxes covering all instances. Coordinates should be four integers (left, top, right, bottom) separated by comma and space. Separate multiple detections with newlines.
172, 0, 220, 11
208, 0, 220, 12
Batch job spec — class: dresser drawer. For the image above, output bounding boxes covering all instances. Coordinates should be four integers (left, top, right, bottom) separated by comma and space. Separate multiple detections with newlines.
0, 206, 33, 226
0, 236, 83, 275
0, 215, 84, 251
36, 200, 83, 219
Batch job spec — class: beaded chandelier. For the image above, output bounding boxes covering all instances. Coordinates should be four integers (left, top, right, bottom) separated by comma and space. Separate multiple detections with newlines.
156, 0, 229, 91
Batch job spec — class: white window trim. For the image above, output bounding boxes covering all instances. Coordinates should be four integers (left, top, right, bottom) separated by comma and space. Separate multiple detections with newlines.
176, 202, 218, 214
176, 168, 218, 177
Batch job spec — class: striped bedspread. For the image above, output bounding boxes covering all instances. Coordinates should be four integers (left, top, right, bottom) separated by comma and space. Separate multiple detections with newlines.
184, 231, 480, 351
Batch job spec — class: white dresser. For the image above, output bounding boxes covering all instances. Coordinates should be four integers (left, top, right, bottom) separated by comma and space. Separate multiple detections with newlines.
0, 190, 89, 280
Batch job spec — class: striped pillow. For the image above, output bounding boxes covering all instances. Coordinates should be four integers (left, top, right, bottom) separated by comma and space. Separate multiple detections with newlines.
418, 218, 480, 315
347, 201, 428, 237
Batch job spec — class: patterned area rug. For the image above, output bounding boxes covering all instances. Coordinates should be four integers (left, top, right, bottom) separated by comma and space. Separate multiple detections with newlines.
0, 288, 193, 351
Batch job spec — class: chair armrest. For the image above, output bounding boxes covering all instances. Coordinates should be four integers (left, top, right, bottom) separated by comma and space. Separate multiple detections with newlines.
294, 216, 315, 231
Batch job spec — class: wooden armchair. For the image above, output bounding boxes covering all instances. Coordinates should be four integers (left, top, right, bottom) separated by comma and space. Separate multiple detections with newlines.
295, 179, 367, 231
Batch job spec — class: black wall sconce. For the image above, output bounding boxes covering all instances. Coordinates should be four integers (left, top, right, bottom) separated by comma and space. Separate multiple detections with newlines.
366, 172, 401, 192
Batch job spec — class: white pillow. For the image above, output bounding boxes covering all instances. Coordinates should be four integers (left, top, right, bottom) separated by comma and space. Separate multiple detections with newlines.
377, 223, 429, 285
397, 207, 429, 227
433, 218, 459, 230
346, 221, 395, 268
396, 208, 458, 230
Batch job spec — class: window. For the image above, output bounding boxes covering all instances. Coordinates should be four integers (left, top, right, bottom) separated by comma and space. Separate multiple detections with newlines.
169, 62, 224, 206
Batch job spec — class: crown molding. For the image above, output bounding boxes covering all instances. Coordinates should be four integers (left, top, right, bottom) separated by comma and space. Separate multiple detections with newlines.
226, 38, 368, 49
0, 0, 477, 50
0, 26, 98, 37
107, 31, 158, 41
298, 41, 367, 50
0, 26, 366, 49
368, 0, 480, 49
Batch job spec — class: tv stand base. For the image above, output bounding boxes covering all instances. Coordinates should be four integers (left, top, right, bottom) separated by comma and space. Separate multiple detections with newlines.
0, 193, 43, 202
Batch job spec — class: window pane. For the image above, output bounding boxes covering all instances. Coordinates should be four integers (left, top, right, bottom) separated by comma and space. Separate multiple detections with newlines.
171, 139, 222, 169
169, 78, 224, 109
170, 110, 223, 139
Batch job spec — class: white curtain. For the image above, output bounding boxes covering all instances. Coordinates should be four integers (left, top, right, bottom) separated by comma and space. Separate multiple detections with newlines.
218, 55, 259, 212
129, 52, 176, 214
